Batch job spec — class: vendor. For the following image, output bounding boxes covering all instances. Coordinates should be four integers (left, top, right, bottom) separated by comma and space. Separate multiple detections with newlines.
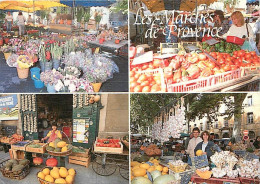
253, 136, 260, 149
183, 127, 202, 165
27, 15, 33, 24
41, 123, 62, 143
194, 131, 221, 159
17, 12, 26, 36
222, 11, 255, 41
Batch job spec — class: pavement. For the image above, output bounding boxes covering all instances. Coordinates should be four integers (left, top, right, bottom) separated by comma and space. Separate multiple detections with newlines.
0, 52, 128, 93
0, 151, 128, 184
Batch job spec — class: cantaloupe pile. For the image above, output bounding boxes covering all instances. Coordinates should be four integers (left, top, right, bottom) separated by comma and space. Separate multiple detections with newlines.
131, 157, 169, 181
47, 138, 71, 153
37, 167, 76, 184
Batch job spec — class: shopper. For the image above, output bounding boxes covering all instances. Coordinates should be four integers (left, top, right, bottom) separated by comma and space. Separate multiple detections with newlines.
165, 13, 178, 43
253, 136, 260, 149
194, 131, 221, 159
17, 12, 26, 36
222, 11, 255, 41
41, 123, 62, 143
212, 10, 230, 36
5, 12, 13, 33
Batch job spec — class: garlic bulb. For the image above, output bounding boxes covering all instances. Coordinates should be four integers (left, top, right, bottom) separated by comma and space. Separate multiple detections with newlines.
237, 159, 260, 179
212, 168, 226, 178
210, 151, 238, 169
169, 160, 186, 166
226, 169, 238, 178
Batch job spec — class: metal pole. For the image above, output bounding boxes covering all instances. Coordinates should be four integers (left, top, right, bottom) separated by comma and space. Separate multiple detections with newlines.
33, 0, 35, 26
195, 0, 198, 42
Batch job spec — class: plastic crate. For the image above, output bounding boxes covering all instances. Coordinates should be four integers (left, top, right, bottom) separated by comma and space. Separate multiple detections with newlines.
191, 174, 240, 184
239, 177, 260, 184
241, 66, 260, 76
226, 36, 245, 45
169, 168, 194, 184
193, 155, 209, 169
138, 68, 166, 92
167, 69, 242, 92
233, 150, 246, 157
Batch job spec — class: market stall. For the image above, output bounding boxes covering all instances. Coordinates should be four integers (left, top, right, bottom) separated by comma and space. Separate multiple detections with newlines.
0, 0, 128, 93
129, 0, 260, 92
0, 94, 129, 183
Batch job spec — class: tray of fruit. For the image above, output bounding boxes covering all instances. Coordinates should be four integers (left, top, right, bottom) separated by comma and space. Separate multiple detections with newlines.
25, 142, 48, 153
94, 138, 123, 154
11, 141, 30, 151
37, 167, 76, 184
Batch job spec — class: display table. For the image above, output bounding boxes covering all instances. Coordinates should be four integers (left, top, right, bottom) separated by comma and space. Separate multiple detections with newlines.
191, 174, 240, 184
87, 40, 128, 55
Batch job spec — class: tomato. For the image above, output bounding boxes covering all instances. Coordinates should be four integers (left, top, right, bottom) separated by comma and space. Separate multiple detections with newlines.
223, 65, 231, 72
250, 51, 256, 56
210, 52, 217, 58
230, 65, 238, 71
151, 84, 161, 92
207, 60, 216, 69
164, 67, 173, 79
134, 73, 140, 79
238, 50, 245, 57
130, 77, 136, 83
200, 68, 212, 77
129, 71, 135, 77
182, 60, 190, 69
142, 64, 149, 70
130, 82, 138, 89
134, 85, 143, 92
187, 56, 199, 63
198, 53, 207, 61
197, 61, 207, 69
140, 81, 149, 87
138, 74, 147, 82
153, 59, 161, 68
233, 51, 238, 56
142, 86, 151, 92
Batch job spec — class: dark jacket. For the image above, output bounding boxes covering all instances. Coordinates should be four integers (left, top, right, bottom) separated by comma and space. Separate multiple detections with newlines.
253, 140, 260, 149
194, 141, 216, 159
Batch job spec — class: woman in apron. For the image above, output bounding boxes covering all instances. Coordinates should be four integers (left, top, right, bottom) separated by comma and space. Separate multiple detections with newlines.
41, 123, 62, 143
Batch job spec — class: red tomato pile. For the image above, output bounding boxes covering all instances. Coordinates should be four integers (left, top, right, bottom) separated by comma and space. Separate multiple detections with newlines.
130, 71, 163, 92
96, 139, 121, 148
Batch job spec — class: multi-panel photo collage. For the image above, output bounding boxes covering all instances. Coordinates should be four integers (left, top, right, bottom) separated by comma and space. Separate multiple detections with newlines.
0, 0, 259, 183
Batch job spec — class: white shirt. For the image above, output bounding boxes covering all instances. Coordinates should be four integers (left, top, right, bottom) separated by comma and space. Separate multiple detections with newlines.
5, 15, 13, 22
222, 24, 255, 41
17, 15, 26, 25
202, 142, 208, 152
186, 137, 203, 157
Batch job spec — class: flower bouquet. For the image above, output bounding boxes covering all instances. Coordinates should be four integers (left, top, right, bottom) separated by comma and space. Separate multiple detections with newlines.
1, 45, 13, 60
16, 55, 34, 79
50, 43, 63, 69
58, 66, 81, 78
6, 53, 19, 67
40, 69, 64, 93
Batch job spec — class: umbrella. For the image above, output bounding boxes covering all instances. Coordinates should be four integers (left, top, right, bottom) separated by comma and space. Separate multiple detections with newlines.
0, 0, 67, 12
141, 0, 218, 12
60, 0, 117, 7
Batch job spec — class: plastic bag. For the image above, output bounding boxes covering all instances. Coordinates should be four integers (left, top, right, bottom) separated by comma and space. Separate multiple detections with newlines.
242, 39, 260, 55
6, 53, 18, 67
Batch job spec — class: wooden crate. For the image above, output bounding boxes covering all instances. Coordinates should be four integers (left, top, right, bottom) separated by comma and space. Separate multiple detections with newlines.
25, 142, 47, 154
71, 149, 89, 157
94, 141, 123, 154
11, 141, 30, 151
69, 156, 90, 168
9, 149, 25, 160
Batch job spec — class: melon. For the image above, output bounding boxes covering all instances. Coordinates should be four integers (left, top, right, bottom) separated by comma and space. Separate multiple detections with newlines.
162, 167, 168, 173
131, 177, 152, 184
68, 168, 76, 176
153, 175, 175, 184
50, 169, 60, 179
196, 150, 203, 156
57, 141, 66, 148
59, 168, 69, 177
151, 170, 162, 180
65, 175, 74, 184
131, 161, 140, 167
37, 172, 45, 180
55, 178, 67, 183
45, 175, 54, 183
42, 168, 50, 175
140, 163, 150, 170
133, 168, 146, 177
155, 165, 163, 172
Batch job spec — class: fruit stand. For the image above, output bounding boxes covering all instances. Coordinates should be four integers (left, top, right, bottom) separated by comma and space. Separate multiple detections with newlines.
130, 40, 260, 92
92, 138, 129, 180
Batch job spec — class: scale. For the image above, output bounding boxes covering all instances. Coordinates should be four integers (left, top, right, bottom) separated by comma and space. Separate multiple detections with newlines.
160, 43, 179, 54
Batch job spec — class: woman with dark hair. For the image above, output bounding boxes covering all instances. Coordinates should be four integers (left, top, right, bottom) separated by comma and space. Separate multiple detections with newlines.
253, 136, 260, 149
194, 131, 220, 159
41, 123, 62, 143
17, 11, 26, 36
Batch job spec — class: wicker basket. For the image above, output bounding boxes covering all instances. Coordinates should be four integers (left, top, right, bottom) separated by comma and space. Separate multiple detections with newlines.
47, 131, 72, 157
0, 160, 30, 180
169, 163, 188, 173
37, 167, 76, 184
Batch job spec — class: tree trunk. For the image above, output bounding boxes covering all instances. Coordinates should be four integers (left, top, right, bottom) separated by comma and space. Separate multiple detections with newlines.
232, 94, 247, 142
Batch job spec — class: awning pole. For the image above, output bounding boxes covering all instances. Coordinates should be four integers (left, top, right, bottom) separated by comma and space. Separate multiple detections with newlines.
195, 0, 198, 42
33, 0, 35, 26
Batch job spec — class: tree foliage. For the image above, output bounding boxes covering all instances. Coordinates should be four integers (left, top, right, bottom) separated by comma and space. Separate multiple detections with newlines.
131, 93, 247, 139
110, 0, 128, 14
